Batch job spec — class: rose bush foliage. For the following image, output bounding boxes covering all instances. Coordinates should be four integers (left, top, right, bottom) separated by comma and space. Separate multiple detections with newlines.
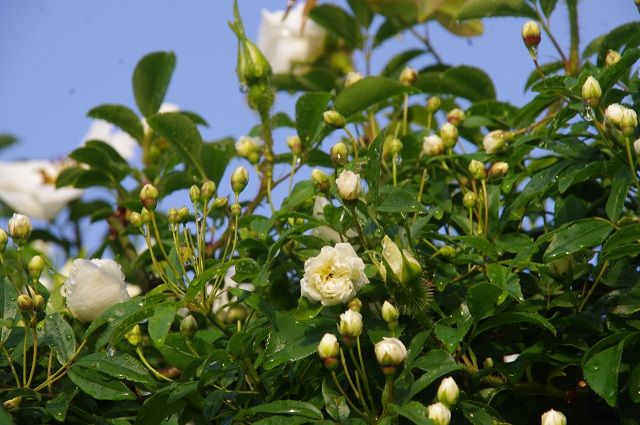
2, 1, 640, 424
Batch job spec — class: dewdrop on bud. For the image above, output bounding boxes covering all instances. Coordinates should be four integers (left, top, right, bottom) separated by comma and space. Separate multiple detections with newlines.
201, 180, 216, 200
189, 185, 201, 203
621, 108, 638, 136
521, 20, 541, 49
606, 49, 622, 67
129, 212, 142, 228
287, 135, 302, 155
0, 229, 7, 252
605, 103, 624, 126
180, 315, 198, 338
348, 298, 362, 312
140, 184, 159, 210
28, 255, 46, 280
231, 203, 242, 217
17, 294, 34, 311
399, 67, 418, 85
311, 169, 330, 193
125, 325, 142, 347
140, 208, 151, 225
8, 213, 31, 243
469, 160, 486, 180
489, 161, 510, 178
463, 192, 477, 209
339, 309, 363, 338
447, 108, 466, 126
581, 76, 602, 107
437, 377, 460, 407
388, 138, 403, 155
167, 207, 179, 224
345, 71, 363, 87
541, 409, 567, 425
427, 402, 452, 425
323, 110, 346, 128
330, 142, 349, 166
483, 130, 509, 154
440, 123, 459, 148
231, 167, 249, 194
426, 96, 441, 113
213, 197, 228, 210
381, 301, 400, 324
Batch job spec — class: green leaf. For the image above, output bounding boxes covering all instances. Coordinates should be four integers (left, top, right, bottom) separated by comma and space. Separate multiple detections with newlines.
200, 137, 235, 185
0, 134, 18, 151
416, 65, 495, 101
629, 363, 640, 403
133, 51, 176, 117
147, 112, 207, 179
606, 175, 630, 222
602, 224, 640, 261
408, 349, 464, 399
296, 92, 332, 146
334, 77, 416, 119
241, 400, 323, 420
148, 303, 177, 347
293, 297, 323, 321
68, 365, 136, 401
542, 218, 614, 262
381, 49, 426, 79
310, 4, 362, 49
457, 0, 537, 20
378, 187, 424, 213
539, 0, 559, 17
365, 129, 387, 205
474, 312, 556, 337
45, 387, 76, 422
596, 22, 640, 65
1, 278, 17, 343
136, 390, 186, 425
75, 352, 155, 385
584, 340, 625, 407
391, 401, 434, 424
322, 379, 350, 422
88, 104, 144, 142
467, 283, 502, 320
44, 313, 76, 365
486, 263, 524, 302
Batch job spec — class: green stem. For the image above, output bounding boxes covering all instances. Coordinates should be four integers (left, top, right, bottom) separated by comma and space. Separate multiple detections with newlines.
566, 0, 580, 75
381, 374, 394, 417
402, 94, 409, 136
344, 127, 359, 170
34, 340, 87, 392
1, 342, 20, 386
339, 349, 361, 400
481, 179, 489, 237
26, 316, 38, 387
625, 137, 640, 194
331, 371, 365, 417
136, 346, 172, 382
579, 261, 608, 312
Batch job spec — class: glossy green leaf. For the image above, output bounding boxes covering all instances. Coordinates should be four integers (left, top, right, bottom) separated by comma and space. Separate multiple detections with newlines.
1, 278, 17, 343
378, 188, 424, 213
88, 104, 144, 142
44, 313, 76, 364
45, 387, 76, 423
408, 349, 464, 399
416, 65, 495, 101
606, 175, 630, 222
334, 77, 416, 119
322, 379, 350, 422
295, 92, 331, 146
602, 224, 640, 261
457, 0, 537, 20
75, 352, 155, 385
136, 390, 186, 425
365, 129, 387, 205
584, 340, 625, 407
381, 49, 426, 78
467, 283, 502, 320
133, 51, 176, 117
542, 218, 614, 262
148, 303, 178, 347
474, 312, 556, 337
200, 137, 235, 185
391, 401, 434, 424
68, 365, 136, 401
240, 400, 323, 420
310, 4, 362, 48
147, 112, 207, 179
596, 22, 640, 65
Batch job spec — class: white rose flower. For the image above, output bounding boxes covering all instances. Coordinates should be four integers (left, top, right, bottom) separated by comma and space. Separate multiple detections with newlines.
0, 161, 82, 221
374, 337, 407, 366
422, 135, 444, 156
83, 120, 137, 161
541, 409, 567, 425
62, 259, 130, 322
300, 243, 369, 306
210, 265, 255, 314
257, 3, 327, 74
427, 402, 452, 425
336, 170, 362, 200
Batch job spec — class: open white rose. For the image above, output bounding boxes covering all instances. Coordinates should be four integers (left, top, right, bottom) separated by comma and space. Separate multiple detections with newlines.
336, 170, 362, 200
0, 160, 83, 221
300, 242, 369, 306
257, 3, 327, 74
62, 259, 130, 322
83, 120, 137, 161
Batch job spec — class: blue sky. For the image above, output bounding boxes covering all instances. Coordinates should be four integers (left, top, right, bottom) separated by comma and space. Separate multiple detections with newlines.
0, 1, 632, 163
